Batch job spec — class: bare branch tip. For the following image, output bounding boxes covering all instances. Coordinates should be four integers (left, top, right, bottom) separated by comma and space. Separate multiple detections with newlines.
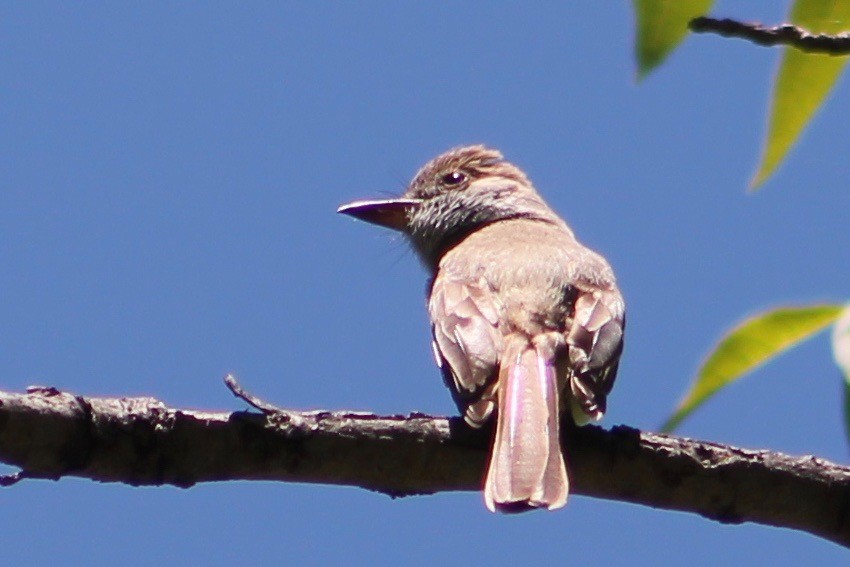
0, 470, 44, 487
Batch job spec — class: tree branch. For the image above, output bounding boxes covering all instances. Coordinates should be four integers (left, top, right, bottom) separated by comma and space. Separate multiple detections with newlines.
1, 383, 850, 547
690, 17, 850, 55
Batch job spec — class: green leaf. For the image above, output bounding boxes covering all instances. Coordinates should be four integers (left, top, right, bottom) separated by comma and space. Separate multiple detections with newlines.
633, 0, 714, 79
751, 0, 850, 188
831, 304, 850, 445
662, 304, 843, 432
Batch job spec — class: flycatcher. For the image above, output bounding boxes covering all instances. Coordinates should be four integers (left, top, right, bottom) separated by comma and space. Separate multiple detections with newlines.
339, 145, 624, 512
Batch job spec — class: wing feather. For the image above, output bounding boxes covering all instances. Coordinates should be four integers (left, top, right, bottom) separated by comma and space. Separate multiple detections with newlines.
566, 288, 625, 421
429, 276, 503, 426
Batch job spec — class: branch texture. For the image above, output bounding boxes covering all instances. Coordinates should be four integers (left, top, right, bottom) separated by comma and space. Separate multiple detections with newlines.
1, 386, 850, 547
690, 16, 850, 55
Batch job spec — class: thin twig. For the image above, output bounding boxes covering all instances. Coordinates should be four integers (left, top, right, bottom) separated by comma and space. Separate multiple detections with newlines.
224, 374, 284, 414
690, 16, 850, 55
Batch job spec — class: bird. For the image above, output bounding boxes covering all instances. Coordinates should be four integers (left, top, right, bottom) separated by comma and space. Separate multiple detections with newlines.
338, 145, 624, 512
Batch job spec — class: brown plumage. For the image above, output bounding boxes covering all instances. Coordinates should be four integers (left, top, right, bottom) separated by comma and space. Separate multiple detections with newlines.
339, 145, 625, 511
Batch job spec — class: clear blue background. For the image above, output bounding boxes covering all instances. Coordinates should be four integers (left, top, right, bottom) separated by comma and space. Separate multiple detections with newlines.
2, 2, 849, 565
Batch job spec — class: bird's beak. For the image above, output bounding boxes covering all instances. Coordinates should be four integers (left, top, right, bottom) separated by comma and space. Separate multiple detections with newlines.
337, 198, 421, 232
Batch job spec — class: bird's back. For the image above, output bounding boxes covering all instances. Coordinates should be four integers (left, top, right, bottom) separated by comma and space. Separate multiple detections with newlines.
436, 217, 619, 338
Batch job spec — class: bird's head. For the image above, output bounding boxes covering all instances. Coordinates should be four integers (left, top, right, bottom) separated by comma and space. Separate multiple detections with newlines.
338, 145, 559, 266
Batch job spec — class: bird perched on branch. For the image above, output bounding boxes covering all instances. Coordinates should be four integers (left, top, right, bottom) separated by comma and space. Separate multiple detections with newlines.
339, 145, 624, 512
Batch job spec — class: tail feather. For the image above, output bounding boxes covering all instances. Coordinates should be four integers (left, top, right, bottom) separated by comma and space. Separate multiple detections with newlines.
484, 339, 568, 512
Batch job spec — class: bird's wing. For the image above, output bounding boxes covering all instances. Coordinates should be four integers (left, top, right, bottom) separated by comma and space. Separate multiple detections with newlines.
429, 275, 503, 426
565, 286, 625, 422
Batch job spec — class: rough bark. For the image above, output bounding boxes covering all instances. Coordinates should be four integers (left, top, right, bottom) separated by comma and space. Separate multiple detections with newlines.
1, 384, 849, 547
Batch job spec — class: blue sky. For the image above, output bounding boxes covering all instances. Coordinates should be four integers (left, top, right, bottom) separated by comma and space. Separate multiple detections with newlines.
2, 2, 849, 565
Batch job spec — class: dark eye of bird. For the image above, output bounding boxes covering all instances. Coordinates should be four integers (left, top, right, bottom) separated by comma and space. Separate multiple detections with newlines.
441, 171, 467, 186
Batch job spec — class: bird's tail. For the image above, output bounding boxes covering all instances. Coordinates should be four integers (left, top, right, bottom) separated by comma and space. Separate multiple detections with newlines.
484, 337, 568, 512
